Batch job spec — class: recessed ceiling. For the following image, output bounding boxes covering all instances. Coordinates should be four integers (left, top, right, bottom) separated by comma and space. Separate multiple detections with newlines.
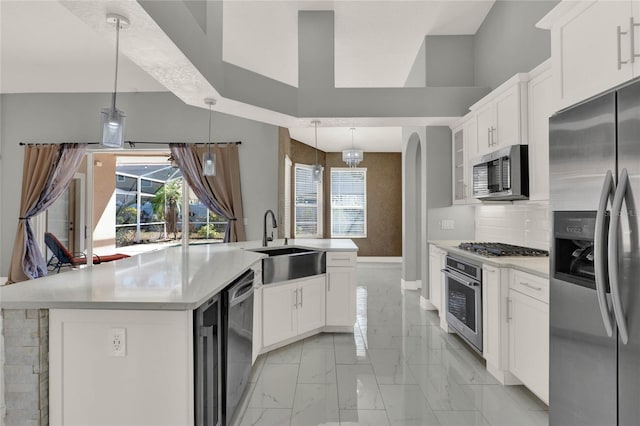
1, 0, 495, 152
223, 1, 494, 87
289, 126, 403, 152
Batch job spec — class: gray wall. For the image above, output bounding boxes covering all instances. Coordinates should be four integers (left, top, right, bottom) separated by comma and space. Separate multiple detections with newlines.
0, 92, 278, 276
425, 35, 475, 87
474, 0, 558, 89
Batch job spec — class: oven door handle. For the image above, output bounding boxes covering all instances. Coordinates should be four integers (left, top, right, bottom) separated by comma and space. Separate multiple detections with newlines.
441, 268, 480, 288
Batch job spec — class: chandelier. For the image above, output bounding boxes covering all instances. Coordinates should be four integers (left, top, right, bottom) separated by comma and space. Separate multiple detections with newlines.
342, 128, 363, 167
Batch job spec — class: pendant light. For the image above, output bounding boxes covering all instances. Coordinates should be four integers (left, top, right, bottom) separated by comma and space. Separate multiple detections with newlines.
202, 98, 217, 176
311, 120, 323, 183
101, 14, 129, 149
343, 127, 363, 167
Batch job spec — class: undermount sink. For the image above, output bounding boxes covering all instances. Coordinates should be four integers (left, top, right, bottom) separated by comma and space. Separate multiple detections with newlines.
249, 246, 326, 284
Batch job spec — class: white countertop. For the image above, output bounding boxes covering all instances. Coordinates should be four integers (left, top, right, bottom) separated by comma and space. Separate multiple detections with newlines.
0, 239, 357, 310
429, 240, 549, 278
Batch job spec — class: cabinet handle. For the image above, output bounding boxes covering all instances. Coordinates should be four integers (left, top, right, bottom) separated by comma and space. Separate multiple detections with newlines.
520, 282, 542, 291
293, 289, 298, 308
299, 288, 303, 307
618, 24, 629, 70
487, 128, 491, 147
491, 127, 497, 146
631, 17, 640, 63
507, 297, 512, 321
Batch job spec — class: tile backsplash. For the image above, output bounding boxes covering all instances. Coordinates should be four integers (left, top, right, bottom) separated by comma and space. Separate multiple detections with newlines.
475, 202, 550, 250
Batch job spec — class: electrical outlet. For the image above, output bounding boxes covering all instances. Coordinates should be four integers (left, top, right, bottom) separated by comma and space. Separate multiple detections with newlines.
109, 327, 126, 357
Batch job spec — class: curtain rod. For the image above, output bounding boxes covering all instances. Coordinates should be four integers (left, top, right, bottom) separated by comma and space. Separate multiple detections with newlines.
18, 141, 242, 146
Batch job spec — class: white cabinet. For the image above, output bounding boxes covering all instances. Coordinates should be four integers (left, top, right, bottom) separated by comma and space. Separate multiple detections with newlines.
262, 281, 298, 347
326, 251, 357, 327
508, 270, 549, 404
527, 60, 554, 201
470, 75, 529, 155
482, 264, 518, 385
539, 0, 639, 110
428, 245, 447, 311
451, 114, 479, 205
298, 277, 327, 334
262, 275, 326, 348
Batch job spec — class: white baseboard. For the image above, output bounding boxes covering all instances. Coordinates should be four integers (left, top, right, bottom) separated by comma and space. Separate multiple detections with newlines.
400, 278, 421, 290
357, 257, 402, 263
419, 295, 436, 311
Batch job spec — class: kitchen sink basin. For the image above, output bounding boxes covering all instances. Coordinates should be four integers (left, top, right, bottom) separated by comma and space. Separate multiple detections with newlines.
249, 247, 326, 284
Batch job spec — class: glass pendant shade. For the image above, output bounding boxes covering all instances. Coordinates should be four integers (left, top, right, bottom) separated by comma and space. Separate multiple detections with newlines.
100, 14, 129, 149
101, 106, 125, 148
342, 149, 364, 167
312, 163, 323, 182
203, 150, 216, 176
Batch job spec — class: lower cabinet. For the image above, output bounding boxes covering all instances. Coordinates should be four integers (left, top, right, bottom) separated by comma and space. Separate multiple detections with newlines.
508, 271, 549, 404
428, 245, 446, 311
262, 275, 326, 348
326, 267, 356, 326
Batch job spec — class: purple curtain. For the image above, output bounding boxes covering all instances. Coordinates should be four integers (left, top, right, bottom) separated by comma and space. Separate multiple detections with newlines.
8, 143, 88, 283
169, 143, 246, 242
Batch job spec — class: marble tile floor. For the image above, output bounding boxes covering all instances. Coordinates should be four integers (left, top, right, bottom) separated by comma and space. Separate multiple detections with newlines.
237, 263, 548, 426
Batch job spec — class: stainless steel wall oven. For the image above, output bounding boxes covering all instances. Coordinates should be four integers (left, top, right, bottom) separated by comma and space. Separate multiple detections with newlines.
442, 255, 483, 353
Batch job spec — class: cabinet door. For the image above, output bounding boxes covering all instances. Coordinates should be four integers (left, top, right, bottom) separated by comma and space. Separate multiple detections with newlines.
528, 67, 553, 201
428, 253, 442, 311
494, 84, 521, 149
262, 283, 297, 347
482, 265, 501, 368
452, 127, 466, 204
508, 289, 549, 404
476, 103, 494, 154
558, 1, 633, 108
297, 276, 326, 334
326, 267, 355, 327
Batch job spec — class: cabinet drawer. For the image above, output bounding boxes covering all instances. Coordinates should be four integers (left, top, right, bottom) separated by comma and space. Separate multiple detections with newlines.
510, 270, 548, 303
326, 251, 357, 267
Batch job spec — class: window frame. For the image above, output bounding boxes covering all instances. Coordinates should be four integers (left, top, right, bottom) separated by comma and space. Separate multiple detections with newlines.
330, 167, 367, 239
293, 163, 323, 239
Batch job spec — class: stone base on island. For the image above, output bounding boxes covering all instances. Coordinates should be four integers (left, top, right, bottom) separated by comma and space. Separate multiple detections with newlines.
2, 309, 49, 426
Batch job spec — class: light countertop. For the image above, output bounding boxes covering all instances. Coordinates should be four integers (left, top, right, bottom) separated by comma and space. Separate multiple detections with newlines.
429, 240, 549, 278
0, 239, 357, 310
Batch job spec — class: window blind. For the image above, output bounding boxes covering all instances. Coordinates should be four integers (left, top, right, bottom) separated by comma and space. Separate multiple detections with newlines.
331, 168, 366, 238
294, 164, 322, 237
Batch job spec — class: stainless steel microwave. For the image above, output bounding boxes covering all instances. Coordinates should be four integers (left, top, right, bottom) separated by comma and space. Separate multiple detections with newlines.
472, 144, 529, 201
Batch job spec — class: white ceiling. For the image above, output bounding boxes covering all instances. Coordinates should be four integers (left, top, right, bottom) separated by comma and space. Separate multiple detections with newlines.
0, 0, 495, 152
223, 1, 494, 88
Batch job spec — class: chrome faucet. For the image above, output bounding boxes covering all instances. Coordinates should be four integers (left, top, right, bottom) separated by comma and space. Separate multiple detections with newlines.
262, 209, 278, 247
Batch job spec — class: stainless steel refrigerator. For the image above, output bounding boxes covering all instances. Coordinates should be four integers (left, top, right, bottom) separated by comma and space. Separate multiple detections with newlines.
549, 79, 640, 425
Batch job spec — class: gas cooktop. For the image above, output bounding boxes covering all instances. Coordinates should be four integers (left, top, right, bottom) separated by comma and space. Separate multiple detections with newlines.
458, 242, 549, 257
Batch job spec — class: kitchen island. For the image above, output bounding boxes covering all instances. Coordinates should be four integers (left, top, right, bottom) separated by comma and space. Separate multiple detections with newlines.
0, 239, 358, 426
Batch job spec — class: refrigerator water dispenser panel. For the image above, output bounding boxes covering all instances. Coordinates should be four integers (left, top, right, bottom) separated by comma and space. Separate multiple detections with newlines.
553, 211, 608, 290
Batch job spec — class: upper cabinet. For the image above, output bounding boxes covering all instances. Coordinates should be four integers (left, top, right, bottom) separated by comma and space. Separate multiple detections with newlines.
538, 0, 640, 110
527, 60, 553, 201
470, 74, 529, 156
451, 114, 479, 205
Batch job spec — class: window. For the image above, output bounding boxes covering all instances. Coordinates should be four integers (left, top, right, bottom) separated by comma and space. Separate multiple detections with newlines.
331, 168, 366, 238
294, 164, 323, 238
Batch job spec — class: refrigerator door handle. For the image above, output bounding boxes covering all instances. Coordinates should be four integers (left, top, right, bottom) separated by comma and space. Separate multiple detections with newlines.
595, 170, 616, 337
608, 168, 630, 344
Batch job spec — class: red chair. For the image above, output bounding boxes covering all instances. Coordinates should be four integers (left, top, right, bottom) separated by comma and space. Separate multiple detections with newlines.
44, 232, 130, 273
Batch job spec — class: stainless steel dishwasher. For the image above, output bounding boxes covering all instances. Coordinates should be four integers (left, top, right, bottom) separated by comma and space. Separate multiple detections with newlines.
194, 294, 221, 426
222, 269, 254, 425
